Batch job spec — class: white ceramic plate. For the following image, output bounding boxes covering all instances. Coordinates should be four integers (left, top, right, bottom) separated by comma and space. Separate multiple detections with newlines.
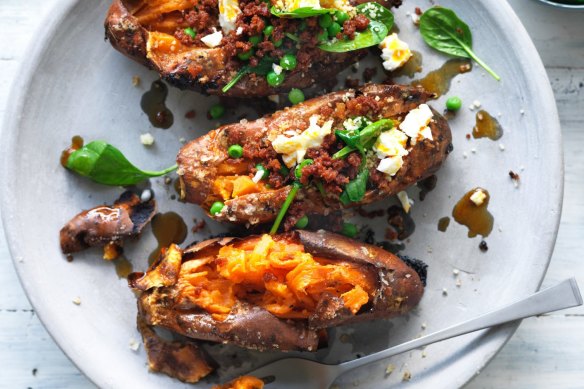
1, 0, 562, 388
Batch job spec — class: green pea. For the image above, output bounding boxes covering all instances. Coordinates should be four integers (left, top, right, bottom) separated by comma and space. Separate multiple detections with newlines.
318, 13, 333, 28
237, 49, 253, 61
208, 104, 225, 119
327, 22, 342, 38
255, 164, 269, 180
184, 27, 197, 39
288, 88, 305, 105
280, 54, 297, 70
228, 144, 243, 158
263, 25, 274, 37
209, 201, 225, 215
340, 222, 358, 238
334, 10, 350, 24
446, 96, 462, 111
317, 29, 329, 43
273, 39, 283, 48
294, 158, 314, 179
295, 215, 309, 229
266, 71, 285, 86
249, 35, 261, 45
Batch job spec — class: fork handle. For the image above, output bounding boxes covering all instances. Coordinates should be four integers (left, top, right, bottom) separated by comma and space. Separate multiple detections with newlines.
340, 278, 582, 374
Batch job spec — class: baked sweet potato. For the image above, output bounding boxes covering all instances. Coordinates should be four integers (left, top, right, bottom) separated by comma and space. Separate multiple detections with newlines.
177, 83, 452, 227
130, 230, 425, 352
60, 191, 156, 257
104, 0, 403, 97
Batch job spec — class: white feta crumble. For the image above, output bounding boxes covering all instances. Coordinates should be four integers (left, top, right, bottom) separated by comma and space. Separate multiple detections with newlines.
379, 33, 413, 71
140, 133, 155, 146
272, 63, 283, 75
399, 103, 434, 145
236, 26, 243, 35
272, 115, 333, 168
140, 189, 152, 202
72, 297, 81, 305
129, 338, 140, 351
469, 189, 487, 206
499, 143, 505, 151
201, 29, 223, 48
397, 191, 413, 213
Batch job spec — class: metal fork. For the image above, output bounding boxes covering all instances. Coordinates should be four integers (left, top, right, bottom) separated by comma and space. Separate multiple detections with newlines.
245, 278, 582, 389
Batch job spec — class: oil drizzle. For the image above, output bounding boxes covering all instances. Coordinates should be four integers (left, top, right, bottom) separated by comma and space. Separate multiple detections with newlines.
411, 59, 472, 97
437, 216, 450, 232
386, 205, 416, 241
60, 135, 84, 167
473, 110, 503, 140
148, 212, 187, 265
393, 51, 423, 79
114, 256, 133, 279
141, 80, 174, 129
452, 188, 494, 238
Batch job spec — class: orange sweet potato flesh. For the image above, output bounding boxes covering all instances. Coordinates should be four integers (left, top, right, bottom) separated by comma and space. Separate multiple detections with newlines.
213, 376, 265, 389
131, 230, 425, 352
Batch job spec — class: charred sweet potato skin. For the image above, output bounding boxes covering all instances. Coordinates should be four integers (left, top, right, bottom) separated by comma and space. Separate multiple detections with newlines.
104, 0, 369, 97
133, 230, 424, 352
177, 84, 452, 225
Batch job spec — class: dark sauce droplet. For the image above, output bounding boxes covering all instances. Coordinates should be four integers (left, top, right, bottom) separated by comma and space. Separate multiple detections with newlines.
417, 174, 437, 201
473, 110, 503, 140
141, 80, 174, 129
114, 256, 133, 279
393, 51, 423, 79
148, 212, 187, 265
385, 205, 416, 241
60, 135, 84, 167
411, 59, 472, 97
452, 188, 494, 238
437, 216, 450, 232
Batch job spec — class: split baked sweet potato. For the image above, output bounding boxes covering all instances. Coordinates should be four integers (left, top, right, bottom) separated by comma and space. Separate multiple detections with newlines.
130, 230, 425, 353
177, 83, 452, 227
105, 0, 403, 97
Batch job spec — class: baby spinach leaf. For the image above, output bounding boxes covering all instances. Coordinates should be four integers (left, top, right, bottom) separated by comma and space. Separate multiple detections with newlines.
419, 7, 500, 81
356, 2, 394, 30
319, 21, 387, 52
66, 141, 177, 186
340, 169, 369, 205
333, 119, 394, 159
271, 6, 333, 18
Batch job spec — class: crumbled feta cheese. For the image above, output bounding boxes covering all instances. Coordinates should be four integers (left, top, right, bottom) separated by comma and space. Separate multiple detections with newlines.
72, 297, 81, 305
140, 133, 155, 146
453, 268, 460, 275
236, 26, 243, 35
272, 63, 283, 75
379, 33, 413, 71
499, 143, 505, 151
219, 0, 241, 32
397, 191, 412, 213
201, 30, 223, 48
272, 115, 333, 168
252, 169, 264, 183
376, 156, 404, 177
129, 338, 140, 351
399, 103, 433, 145
373, 129, 409, 159
473, 100, 481, 108
469, 189, 487, 206
140, 189, 152, 202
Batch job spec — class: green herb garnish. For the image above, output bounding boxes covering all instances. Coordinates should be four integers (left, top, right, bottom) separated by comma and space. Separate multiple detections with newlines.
333, 119, 393, 159
270, 6, 333, 18
222, 57, 275, 93
65, 141, 177, 186
270, 182, 301, 234
340, 169, 369, 205
419, 7, 500, 81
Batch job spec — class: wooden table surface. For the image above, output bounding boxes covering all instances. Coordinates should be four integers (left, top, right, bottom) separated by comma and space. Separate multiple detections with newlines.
1, 1, 582, 388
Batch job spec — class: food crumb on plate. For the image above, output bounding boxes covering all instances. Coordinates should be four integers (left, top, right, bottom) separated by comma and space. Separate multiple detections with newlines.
442, 288, 448, 296
129, 338, 140, 351
421, 322, 427, 330
140, 133, 155, 146
499, 143, 505, 151
72, 297, 81, 305
385, 363, 395, 375
402, 371, 412, 381
453, 268, 460, 276
456, 278, 462, 288
132, 76, 141, 87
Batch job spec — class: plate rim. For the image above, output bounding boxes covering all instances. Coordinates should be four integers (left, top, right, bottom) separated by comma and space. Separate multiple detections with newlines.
0, 0, 564, 387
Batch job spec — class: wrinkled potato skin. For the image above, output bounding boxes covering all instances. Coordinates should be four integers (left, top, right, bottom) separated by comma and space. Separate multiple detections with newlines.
104, 0, 372, 97
177, 84, 452, 225
136, 230, 424, 352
